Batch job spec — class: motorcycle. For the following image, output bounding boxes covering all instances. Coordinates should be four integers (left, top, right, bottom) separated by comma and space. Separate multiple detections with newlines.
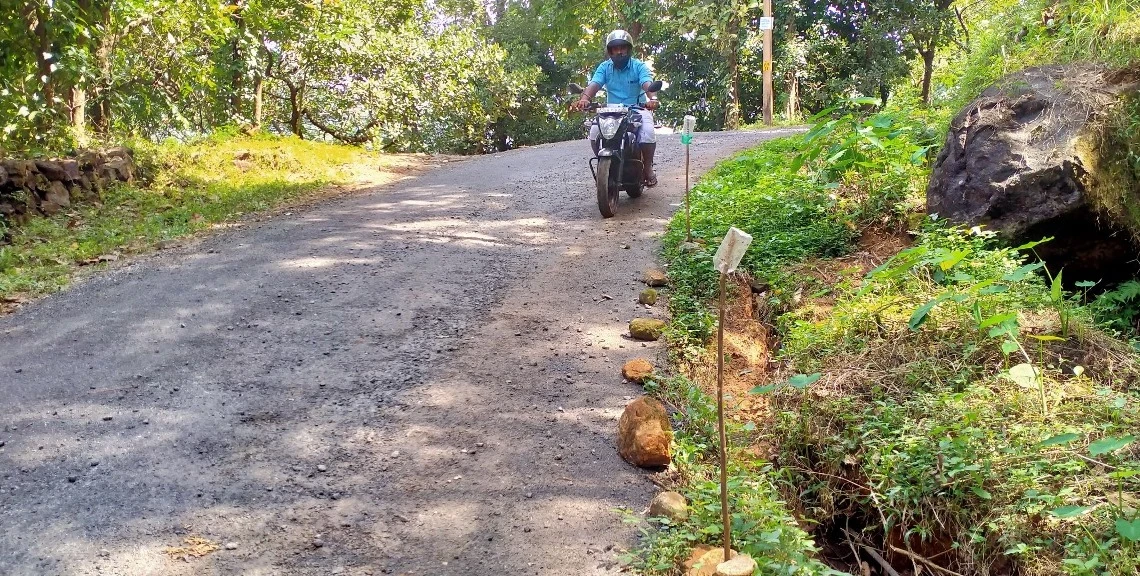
570, 80, 663, 218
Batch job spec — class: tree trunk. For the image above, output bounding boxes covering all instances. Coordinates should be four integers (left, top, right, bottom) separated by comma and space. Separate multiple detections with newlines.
21, 5, 55, 108
920, 48, 935, 105
785, 73, 799, 119
288, 84, 303, 138
253, 76, 264, 128
229, 1, 245, 119
70, 86, 87, 143
783, 13, 799, 120
623, 0, 643, 41
91, 34, 114, 135
724, 17, 741, 129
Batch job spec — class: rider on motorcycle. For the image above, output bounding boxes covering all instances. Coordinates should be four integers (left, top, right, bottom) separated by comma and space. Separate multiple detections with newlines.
570, 29, 660, 187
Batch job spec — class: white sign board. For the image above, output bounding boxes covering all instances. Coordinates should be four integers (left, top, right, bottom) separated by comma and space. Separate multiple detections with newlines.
758, 17, 774, 31
713, 227, 752, 274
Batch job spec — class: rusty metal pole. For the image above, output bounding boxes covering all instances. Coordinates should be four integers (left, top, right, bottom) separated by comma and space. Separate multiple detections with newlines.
685, 146, 692, 242
712, 227, 753, 564
717, 271, 730, 559
682, 115, 695, 242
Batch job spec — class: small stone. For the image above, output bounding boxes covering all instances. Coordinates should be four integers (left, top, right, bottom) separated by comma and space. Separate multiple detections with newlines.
648, 491, 689, 522
67, 475, 78, 483
98, 549, 111, 558
622, 358, 655, 384
317, 465, 328, 472
629, 318, 666, 341
643, 269, 668, 287
225, 542, 238, 551
390, 450, 400, 458
679, 241, 702, 254
716, 554, 758, 576
685, 547, 737, 576
102, 416, 113, 421
639, 288, 658, 306
312, 539, 325, 549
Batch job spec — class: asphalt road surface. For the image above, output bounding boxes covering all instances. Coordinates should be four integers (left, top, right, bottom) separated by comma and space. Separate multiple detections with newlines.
0, 128, 797, 576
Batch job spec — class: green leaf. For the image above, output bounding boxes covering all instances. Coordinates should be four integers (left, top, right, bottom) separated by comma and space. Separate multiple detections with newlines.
1007, 363, 1039, 388
1050, 269, 1063, 302
788, 373, 822, 389
1049, 505, 1092, 519
1029, 335, 1065, 342
1116, 518, 1140, 541
742, 422, 757, 432
1014, 238, 1054, 250
1108, 469, 1140, 479
1088, 435, 1135, 456
938, 250, 969, 271
971, 486, 993, 500
979, 313, 1017, 330
1039, 433, 1079, 447
1001, 340, 1020, 356
1075, 280, 1097, 288
909, 298, 942, 330
977, 285, 1009, 295
1002, 262, 1045, 282
749, 383, 779, 395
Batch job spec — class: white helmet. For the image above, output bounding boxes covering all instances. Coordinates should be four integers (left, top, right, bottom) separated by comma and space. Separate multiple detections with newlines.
604, 30, 634, 53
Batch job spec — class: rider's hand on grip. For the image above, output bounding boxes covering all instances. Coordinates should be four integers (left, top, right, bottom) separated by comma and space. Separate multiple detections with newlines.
644, 100, 659, 111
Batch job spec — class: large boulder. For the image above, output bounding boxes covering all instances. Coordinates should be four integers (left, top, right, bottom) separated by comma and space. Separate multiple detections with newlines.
617, 396, 672, 468
927, 64, 1140, 282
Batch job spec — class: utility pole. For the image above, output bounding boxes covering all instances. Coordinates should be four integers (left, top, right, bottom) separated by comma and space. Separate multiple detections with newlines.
762, 0, 774, 125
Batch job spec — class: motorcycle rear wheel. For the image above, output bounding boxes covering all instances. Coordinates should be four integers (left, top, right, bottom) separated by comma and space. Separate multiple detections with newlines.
596, 157, 618, 218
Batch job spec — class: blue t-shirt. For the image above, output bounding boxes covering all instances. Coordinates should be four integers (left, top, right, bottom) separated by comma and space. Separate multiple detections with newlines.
590, 58, 652, 106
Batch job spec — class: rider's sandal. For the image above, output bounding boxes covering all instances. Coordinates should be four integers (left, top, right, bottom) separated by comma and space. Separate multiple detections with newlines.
646, 173, 658, 188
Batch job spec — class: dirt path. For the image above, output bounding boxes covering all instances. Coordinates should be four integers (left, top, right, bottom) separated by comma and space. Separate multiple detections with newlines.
0, 129, 797, 576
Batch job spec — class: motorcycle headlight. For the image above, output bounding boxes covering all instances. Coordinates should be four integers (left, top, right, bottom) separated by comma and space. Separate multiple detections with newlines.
599, 116, 622, 139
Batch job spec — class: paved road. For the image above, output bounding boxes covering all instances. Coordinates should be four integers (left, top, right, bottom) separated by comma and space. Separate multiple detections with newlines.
0, 129, 797, 576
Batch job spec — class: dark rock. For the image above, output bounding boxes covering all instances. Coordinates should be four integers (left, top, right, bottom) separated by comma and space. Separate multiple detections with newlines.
41, 181, 71, 215
928, 64, 1140, 282
100, 157, 135, 183
4, 160, 35, 188
35, 159, 80, 182
77, 150, 105, 171
105, 146, 132, 161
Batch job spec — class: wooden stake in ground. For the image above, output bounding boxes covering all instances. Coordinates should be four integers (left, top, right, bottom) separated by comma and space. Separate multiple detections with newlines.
712, 227, 753, 559
681, 115, 696, 242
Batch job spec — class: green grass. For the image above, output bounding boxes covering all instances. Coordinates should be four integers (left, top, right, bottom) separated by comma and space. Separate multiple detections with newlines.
772, 225, 1140, 575
0, 131, 410, 300
623, 374, 841, 576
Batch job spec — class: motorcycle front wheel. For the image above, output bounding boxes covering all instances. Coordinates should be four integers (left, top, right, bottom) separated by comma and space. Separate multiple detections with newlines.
596, 156, 618, 218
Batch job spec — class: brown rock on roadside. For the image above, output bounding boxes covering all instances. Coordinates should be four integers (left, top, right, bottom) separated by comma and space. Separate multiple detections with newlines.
648, 491, 688, 522
629, 318, 666, 341
685, 547, 738, 576
644, 268, 668, 287
617, 396, 672, 468
622, 358, 654, 384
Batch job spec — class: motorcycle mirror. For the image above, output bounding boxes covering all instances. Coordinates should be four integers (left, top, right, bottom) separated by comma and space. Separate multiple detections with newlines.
647, 80, 664, 92
568, 83, 585, 94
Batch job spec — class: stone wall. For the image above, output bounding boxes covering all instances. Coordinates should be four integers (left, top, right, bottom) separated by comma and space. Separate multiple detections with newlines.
0, 148, 136, 225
